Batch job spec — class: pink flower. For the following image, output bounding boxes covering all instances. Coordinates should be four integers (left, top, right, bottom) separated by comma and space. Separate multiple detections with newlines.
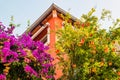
24, 58, 31, 63
24, 65, 38, 77
2, 48, 18, 63
0, 74, 6, 80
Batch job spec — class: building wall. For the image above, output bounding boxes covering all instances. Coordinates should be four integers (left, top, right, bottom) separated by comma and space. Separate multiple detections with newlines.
31, 10, 64, 79
47, 16, 63, 79
48, 15, 62, 57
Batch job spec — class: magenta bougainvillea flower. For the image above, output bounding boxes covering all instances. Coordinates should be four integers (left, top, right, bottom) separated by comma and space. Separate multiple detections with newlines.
0, 22, 54, 80
24, 65, 38, 77
1, 48, 18, 63
0, 74, 6, 80
5, 26, 15, 34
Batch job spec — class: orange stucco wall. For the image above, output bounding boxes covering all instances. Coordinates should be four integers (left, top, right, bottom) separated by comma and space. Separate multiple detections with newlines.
31, 13, 63, 79
48, 16, 63, 79
48, 16, 62, 56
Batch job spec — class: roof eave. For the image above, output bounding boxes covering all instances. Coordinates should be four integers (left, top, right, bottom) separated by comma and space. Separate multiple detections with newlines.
26, 3, 78, 32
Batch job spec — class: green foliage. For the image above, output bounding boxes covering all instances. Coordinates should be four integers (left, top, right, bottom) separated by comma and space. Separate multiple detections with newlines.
9, 16, 21, 27
56, 8, 120, 80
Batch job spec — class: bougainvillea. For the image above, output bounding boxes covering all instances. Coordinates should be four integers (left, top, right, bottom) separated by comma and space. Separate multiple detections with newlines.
56, 9, 120, 80
0, 22, 54, 80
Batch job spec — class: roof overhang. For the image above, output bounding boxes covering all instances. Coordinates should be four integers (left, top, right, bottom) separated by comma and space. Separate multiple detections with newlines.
25, 3, 78, 33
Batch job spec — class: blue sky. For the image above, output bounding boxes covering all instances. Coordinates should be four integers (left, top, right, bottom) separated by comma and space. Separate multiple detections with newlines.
0, 0, 120, 35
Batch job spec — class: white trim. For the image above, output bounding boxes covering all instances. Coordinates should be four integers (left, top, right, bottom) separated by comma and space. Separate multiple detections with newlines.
52, 10, 57, 18
43, 26, 50, 45
47, 26, 50, 44
31, 22, 50, 39
37, 24, 50, 45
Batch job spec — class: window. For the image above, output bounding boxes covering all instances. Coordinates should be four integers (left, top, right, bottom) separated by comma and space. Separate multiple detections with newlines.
41, 35, 47, 44
40, 26, 50, 45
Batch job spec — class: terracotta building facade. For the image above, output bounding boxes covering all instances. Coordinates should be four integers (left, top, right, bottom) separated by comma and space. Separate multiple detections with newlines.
27, 3, 77, 79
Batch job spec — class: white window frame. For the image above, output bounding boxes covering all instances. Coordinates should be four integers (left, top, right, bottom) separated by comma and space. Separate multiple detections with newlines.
39, 23, 50, 45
